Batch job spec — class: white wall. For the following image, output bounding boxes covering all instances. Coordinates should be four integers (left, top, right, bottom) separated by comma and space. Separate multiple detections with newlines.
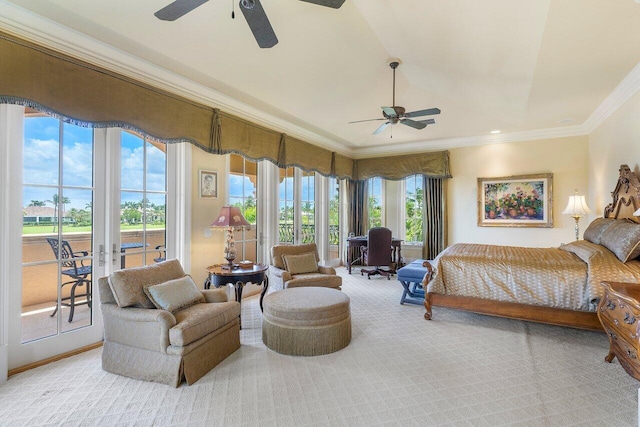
589, 90, 640, 213
447, 136, 590, 247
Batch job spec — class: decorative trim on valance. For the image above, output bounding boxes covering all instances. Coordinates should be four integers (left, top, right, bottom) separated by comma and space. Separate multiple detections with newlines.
0, 30, 452, 182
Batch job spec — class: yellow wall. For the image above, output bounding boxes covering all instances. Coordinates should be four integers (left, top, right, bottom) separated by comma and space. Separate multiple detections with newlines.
448, 136, 589, 247
189, 146, 227, 288
589, 90, 640, 214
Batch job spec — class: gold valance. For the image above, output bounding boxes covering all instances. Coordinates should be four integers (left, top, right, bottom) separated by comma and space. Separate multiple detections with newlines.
354, 151, 451, 181
0, 31, 450, 181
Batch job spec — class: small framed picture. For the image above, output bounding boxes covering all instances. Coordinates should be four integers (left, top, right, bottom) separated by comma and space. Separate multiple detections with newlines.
199, 170, 217, 198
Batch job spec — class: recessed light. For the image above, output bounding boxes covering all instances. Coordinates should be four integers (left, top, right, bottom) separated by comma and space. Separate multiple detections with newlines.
490, 130, 501, 134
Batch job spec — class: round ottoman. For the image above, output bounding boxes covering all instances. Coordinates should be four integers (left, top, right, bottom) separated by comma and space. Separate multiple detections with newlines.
262, 287, 351, 356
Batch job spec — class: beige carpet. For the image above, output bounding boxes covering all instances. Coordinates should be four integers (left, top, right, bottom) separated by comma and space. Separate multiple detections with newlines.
1, 267, 638, 426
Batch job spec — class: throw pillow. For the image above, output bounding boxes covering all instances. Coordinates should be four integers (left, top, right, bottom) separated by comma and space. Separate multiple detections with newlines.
107, 259, 186, 308
282, 252, 319, 275
583, 217, 615, 244
143, 275, 205, 313
599, 219, 640, 263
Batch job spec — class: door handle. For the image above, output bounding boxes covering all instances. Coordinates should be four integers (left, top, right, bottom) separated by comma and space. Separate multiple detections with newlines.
99, 244, 105, 266
112, 243, 118, 264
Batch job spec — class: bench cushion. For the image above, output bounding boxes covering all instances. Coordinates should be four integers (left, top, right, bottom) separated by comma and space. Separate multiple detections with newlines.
397, 259, 430, 282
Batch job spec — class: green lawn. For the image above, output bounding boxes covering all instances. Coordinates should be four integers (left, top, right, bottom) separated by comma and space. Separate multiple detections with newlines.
22, 223, 165, 235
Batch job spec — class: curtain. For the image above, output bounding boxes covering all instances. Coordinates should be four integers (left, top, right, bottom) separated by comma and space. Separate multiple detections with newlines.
0, 30, 451, 181
346, 180, 368, 264
422, 176, 447, 260
354, 151, 451, 181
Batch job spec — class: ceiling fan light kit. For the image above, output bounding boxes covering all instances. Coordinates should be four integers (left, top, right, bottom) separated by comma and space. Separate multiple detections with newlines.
349, 60, 441, 136
155, 0, 345, 48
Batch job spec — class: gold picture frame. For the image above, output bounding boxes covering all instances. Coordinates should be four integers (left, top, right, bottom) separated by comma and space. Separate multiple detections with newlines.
199, 170, 218, 198
478, 173, 553, 227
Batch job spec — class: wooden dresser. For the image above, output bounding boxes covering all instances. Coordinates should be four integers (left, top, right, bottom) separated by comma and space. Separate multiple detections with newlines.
598, 282, 640, 381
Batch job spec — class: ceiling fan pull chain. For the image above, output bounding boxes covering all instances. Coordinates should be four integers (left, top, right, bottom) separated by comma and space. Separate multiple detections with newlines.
232, 0, 235, 18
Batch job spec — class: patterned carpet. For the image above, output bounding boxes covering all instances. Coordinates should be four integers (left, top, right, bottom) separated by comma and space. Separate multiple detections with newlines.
1, 267, 638, 426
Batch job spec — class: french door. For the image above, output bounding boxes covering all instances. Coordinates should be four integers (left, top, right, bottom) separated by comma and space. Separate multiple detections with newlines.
278, 166, 316, 244
5, 109, 171, 370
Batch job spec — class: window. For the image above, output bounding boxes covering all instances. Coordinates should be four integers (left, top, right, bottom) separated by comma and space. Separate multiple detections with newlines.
229, 154, 258, 261
405, 175, 424, 244
368, 177, 383, 228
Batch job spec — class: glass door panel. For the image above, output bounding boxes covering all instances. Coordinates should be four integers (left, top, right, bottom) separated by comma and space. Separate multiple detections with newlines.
300, 171, 315, 243
120, 131, 167, 268
229, 154, 257, 262
278, 167, 295, 244
21, 117, 94, 343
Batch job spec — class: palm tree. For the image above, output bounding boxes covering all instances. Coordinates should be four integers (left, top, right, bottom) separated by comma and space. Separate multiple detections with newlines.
47, 194, 70, 232
28, 200, 45, 207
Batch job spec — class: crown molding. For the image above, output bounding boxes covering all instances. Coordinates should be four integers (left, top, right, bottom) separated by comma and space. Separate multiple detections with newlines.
582, 61, 640, 134
351, 125, 590, 158
0, 1, 353, 157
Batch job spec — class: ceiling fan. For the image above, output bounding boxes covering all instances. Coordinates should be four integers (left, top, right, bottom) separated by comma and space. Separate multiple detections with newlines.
349, 61, 441, 136
154, 0, 345, 48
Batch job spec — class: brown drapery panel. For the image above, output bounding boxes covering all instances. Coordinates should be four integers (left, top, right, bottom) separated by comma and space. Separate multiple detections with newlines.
354, 151, 451, 181
0, 31, 452, 181
422, 177, 448, 260
347, 180, 368, 237
346, 179, 368, 266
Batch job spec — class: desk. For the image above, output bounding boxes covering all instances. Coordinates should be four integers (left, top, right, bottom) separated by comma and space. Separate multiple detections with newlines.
205, 264, 269, 327
346, 236, 403, 274
120, 242, 148, 269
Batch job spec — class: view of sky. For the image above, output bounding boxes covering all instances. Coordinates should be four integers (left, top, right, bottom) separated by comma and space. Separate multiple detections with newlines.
23, 117, 166, 212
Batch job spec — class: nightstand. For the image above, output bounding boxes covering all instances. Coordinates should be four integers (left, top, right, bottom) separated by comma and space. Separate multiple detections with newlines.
598, 282, 640, 381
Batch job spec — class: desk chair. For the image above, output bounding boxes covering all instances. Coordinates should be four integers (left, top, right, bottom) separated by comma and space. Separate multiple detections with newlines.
46, 238, 92, 322
360, 227, 395, 280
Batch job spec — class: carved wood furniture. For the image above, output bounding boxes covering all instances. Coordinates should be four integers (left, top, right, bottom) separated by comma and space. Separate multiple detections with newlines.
424, 164, 640, 331
598, 281, 640, 380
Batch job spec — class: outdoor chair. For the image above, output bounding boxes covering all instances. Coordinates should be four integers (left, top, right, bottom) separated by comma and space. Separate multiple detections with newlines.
46, 237, 92, 322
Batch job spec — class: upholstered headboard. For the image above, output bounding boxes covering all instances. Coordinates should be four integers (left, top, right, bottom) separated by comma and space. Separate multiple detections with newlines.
604, 164, 640, 224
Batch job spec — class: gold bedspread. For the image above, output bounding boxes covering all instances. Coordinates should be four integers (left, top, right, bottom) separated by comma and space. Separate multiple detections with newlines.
426, 241, 640, 311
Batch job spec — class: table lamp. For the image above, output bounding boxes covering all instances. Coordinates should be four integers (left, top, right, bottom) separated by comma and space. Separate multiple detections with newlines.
212, 206, 251, 269
562, 190, 591, 240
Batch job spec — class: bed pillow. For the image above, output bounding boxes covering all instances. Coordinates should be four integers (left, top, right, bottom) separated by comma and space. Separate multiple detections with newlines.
583, 217, 616, 245
599, 219, 640, 263
282, 252, 319, 275
143, 275, 205, 313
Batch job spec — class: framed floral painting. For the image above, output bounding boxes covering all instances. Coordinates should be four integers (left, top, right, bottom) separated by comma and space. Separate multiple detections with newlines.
477, 173, 553, 227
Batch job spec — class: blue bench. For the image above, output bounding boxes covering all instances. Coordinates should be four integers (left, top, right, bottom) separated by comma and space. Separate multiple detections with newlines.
396, 259, 432, 305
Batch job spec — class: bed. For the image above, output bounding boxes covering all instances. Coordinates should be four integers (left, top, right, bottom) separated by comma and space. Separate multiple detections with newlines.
423, 164, 640, 331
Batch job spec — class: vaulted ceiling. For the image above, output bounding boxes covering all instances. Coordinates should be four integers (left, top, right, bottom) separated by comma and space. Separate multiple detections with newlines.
1, 0, 640, 157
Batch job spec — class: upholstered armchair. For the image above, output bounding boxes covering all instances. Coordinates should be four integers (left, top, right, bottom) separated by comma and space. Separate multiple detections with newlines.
268, 243, 342, 292
98, 259, 241, 387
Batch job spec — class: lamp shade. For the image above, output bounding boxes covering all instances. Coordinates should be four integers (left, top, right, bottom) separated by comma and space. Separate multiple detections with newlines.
562, 195, 591, 217
211, 206, 251, 229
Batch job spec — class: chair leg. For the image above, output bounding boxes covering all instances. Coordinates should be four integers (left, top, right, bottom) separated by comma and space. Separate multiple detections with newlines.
68, 280, 81, 322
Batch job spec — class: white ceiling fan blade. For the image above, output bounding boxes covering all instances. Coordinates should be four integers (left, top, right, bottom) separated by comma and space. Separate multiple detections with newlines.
373, 122, 390, 135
